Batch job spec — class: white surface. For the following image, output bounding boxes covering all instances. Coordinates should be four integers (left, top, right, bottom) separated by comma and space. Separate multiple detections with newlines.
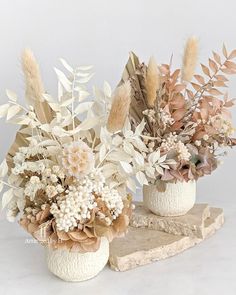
0, 192, 236, 295
0, 0, 236, 294
46, 238, 109, 282
143, 181, 196, 216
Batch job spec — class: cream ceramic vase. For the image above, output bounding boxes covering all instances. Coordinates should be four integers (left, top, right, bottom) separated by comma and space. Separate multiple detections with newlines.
143, 180, 196, 216
46, 237, 109, 282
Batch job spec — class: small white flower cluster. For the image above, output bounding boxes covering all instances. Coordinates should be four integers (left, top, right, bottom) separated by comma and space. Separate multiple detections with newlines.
175, 141, 191, 161
143, 109, 156, 123
210, 115, 234, 137
50, 169, 124, 232
12, 144, 49, 176
161, 133, 191, 161
24, 176, 45, 201
159, 108, 174, 127
21, 162, 65, 201
161, 132, 178, 152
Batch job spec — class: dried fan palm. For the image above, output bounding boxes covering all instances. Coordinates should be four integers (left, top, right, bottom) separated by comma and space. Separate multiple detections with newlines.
120, 52, 153, 133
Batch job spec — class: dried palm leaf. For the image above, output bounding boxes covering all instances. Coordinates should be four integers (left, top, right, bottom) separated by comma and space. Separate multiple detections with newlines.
120, 52, 153, 133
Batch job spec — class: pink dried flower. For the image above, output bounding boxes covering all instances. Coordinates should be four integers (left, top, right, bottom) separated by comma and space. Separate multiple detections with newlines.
61, 141, 94, 178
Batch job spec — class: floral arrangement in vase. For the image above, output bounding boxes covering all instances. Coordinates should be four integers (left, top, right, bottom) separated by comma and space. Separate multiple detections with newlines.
116, 37, 236, 216
0, 49, 139, 282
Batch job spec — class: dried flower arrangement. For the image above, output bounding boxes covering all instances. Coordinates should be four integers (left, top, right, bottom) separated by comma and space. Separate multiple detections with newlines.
118, 37, 236, 189
0, 49, 138, 253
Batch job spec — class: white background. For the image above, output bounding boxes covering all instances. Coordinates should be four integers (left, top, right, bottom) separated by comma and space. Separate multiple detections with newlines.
0, 1, 236, 294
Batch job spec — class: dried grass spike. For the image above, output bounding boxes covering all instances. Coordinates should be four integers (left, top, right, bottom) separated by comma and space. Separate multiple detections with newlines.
107, 81, 131, 133
181, 36, 199, 83
146, 56, 160, 107
22, 48, 44, 104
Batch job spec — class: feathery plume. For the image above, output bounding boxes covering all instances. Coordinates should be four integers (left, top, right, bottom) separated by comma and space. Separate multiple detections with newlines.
146, 56, 160, 107
181, 36, 199, 83
107, 81, 131, 133
22, 49, 53, 123
22, 49, 44, 104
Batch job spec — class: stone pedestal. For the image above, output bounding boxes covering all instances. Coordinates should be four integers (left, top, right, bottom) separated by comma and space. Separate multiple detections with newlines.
109, 203, 224, 271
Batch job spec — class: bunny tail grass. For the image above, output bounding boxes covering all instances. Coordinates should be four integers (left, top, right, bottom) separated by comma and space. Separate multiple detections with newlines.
146, 56, 160, 107
107, 81, 131, 133
181, 36, 199, 83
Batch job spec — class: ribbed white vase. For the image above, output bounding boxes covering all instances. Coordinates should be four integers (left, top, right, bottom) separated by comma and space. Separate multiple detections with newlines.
143, 180, 196, 216
46, 237, 109, 282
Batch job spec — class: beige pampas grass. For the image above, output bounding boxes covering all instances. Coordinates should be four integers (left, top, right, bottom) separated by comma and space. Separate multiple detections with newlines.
181, 36, 199, 83
107, 81, 131, 133
146, 56, 160, 107
22, 49, 45, 104
22, 49, 53, 123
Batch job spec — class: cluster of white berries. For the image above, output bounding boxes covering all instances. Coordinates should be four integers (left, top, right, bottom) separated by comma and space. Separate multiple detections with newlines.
143, 109, 156, 123
100, 186, 124, 224
50, 184, 97, 232
50, 169, 124, 232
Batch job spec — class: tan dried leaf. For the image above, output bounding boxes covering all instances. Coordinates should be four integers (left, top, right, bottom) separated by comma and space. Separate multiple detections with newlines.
212, 51, 221, 65
225, 60, 236, 70
221, 68, 236, 75
215, 75, 228, 82
191, 82, 202, 91
209, 58, 218, 73
229, 49, 236, 59
222, 44, 228, 58
194, 75, 205, 85
201, 64, 211, 77
208, 88, 223, 95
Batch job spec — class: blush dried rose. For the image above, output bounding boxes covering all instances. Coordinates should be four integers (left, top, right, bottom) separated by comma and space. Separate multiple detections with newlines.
61, 141, 94, 178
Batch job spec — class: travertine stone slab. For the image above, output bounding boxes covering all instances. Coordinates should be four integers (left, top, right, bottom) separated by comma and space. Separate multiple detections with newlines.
109, 207, 224, 271
130, 202, 210, 238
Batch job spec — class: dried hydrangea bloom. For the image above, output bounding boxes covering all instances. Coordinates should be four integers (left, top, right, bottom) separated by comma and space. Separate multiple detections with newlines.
61, 141, 95, 178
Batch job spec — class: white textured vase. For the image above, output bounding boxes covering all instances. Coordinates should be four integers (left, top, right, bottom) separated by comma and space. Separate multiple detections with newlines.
46, 237, 109, 282
143, 180, 196, 216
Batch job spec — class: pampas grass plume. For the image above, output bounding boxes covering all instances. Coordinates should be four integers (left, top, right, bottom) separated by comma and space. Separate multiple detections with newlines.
107, 81, 131, 133
181, 36, 199, 83
22, 48, 44, 104
146, 56, 160, 107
